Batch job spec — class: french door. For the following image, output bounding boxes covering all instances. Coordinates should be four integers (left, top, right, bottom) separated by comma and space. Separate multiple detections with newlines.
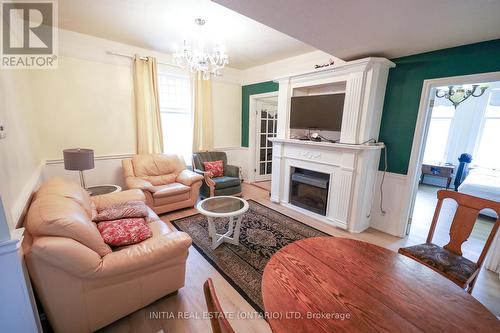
255, 100, 278, 181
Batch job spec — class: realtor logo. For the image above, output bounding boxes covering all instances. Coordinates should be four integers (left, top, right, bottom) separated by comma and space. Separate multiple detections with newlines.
1, 0, 58, 69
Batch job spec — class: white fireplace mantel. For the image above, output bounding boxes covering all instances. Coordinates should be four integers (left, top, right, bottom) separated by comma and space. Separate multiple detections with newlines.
270, 57, 394, 233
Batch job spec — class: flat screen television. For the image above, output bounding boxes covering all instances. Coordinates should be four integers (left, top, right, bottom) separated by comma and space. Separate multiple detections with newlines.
290, 93, 345, 131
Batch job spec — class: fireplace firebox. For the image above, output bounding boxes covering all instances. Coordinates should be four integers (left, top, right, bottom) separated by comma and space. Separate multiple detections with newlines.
290, 168, 329, 216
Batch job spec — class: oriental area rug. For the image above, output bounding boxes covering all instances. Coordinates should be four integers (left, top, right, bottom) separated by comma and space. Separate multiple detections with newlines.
171, 200, 329, 312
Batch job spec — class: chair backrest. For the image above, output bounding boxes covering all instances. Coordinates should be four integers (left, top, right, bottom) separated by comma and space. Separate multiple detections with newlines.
427, 190, 500, 268
203, 278, 235, 333
193, 152, 228, 171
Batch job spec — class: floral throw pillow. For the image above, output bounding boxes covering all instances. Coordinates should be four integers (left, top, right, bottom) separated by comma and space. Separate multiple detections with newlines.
203, 160, 224, 177
93, 201, 148, 222
97, 218, 152, 246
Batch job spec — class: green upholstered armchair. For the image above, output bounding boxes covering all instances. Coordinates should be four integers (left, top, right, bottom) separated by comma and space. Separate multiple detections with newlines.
192, 151, 242, 198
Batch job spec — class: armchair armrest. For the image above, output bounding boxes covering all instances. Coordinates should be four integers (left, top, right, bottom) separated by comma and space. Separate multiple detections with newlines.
99, 231, 192, 277
29, 236, 104, 278
92, 189, 146, 210
125, 177, 153, 191
225, 164, 241, 179
193, 168, 216, 197
176, 169, 203, 186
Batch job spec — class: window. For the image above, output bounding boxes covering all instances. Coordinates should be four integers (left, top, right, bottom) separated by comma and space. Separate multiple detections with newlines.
158, 73, 192, 165
423, 104, 455, 164
474, 90, 500, 168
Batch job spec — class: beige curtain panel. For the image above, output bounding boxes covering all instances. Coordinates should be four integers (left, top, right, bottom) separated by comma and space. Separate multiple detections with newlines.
133, 55, 164, 154
192, 73, 214, 152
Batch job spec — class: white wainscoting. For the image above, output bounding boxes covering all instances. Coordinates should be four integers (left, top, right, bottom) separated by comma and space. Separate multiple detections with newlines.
44, 154, 133, 188
370, 171, 409, 237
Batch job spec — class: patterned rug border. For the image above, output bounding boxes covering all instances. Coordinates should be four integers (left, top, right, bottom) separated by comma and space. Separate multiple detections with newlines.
170, 199, 328, 313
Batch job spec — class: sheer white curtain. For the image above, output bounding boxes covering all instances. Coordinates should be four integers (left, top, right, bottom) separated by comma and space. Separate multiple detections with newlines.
192, 73, 214, 152
133, 56, 164, 154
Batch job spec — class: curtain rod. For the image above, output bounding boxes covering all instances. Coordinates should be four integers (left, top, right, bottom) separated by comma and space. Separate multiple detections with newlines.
106, 51, 180, 68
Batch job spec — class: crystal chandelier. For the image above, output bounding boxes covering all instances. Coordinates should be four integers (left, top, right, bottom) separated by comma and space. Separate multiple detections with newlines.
435, 84, 488, 108
173, 18, 229, 80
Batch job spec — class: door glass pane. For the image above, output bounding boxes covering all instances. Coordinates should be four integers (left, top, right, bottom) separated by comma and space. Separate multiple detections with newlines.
266, 148, 272, 160
266, 162, 272, 174
261, 119, 267, 133
260, 135, 266, 147
261, 110, 268, 118
260, 162, 266, 175
268, 120, 273, 132
260, 149, 266, 161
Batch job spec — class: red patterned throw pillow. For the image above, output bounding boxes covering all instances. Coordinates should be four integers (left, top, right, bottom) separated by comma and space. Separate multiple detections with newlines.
93, 201, 148, 222
97, 218, 152, 246
203, 160, 224, 177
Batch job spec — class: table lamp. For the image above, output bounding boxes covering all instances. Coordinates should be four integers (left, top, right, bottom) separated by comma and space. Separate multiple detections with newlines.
63, 148, 94, 188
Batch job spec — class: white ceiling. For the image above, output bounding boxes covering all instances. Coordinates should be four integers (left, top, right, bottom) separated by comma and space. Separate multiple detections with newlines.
214, 0, 500, 60
58, 0, 315, 69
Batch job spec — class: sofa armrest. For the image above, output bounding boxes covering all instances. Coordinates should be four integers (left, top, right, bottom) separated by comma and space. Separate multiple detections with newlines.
92, 189, 146, 210
225, 164, 241, 178
99, 231, 192, 277
176, 169, 203, 186
29, 236, 104, 278
125, 177, 153, 191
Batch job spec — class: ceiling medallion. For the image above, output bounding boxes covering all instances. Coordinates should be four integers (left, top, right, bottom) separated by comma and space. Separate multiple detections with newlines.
173, 18, 229, 80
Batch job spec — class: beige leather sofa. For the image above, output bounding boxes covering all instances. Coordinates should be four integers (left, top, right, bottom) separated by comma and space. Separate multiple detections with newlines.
122, 154, 203, 214
23, 177, 192, 333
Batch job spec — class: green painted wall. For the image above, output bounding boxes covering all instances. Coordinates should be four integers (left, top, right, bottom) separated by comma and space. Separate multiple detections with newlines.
379, 39, 500, 174
241, 81, 279, 147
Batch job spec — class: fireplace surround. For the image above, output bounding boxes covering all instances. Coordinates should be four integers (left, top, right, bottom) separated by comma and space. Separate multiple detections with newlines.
270, 57, 394, 233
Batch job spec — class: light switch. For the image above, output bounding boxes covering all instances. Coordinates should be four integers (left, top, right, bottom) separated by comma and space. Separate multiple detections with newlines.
0, 125, 6, 139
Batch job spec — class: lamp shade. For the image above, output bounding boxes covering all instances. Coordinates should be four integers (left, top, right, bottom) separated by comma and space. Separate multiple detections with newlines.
63, 148, 95, 171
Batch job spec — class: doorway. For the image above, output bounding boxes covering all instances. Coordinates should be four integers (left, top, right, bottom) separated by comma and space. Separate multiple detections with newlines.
247, 92, 278, 189
405, 74, 500, 264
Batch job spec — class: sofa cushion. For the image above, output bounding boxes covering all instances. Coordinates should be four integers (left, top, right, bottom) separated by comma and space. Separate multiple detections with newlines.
213, 176, 241, 190
26, 194, 112, 257
399, 243, 478, 285
150, 183, 191, 198
93, 201, 148, 222
36, 177, 93, 217
132, 154, 186, 179
97, 218, 152, 247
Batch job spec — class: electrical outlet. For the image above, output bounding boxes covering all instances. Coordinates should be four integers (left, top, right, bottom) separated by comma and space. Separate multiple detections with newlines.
0, 125, 6, 139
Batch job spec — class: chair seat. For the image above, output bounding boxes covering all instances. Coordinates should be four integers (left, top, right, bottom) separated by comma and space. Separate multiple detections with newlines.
150, 183, 190, 198
213, 176, 241, 190
399, 243, 478, 286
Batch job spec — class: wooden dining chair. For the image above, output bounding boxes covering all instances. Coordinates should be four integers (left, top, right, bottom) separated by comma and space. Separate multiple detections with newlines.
399, 190, 500, 293
203, 278, 235, 333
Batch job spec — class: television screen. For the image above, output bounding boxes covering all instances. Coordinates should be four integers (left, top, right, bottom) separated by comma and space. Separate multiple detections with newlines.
290, 94, 345, 131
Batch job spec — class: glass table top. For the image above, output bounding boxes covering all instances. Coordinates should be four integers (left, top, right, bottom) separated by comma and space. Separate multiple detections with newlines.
200, 196, 246, 214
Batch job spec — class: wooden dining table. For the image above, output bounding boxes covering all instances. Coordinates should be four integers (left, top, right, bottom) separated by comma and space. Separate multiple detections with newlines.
262, 237, 500, 332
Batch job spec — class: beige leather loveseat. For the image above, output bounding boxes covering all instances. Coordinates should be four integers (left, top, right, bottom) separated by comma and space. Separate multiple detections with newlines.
122, 154, 203, 214
23, 177, 192, 333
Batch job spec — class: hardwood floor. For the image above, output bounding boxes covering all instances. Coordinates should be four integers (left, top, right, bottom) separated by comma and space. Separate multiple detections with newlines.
99, 183, 500, 332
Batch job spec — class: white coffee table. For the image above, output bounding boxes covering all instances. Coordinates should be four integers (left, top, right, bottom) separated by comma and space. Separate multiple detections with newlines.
196, 196, 249, 250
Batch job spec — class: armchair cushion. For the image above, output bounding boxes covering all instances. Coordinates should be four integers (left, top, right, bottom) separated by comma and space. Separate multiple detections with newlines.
203, 160, 224, 177
97, 218, 152, 247
176, 169, 203, 186
151, 183, 190, 198
213, 176, 241, 190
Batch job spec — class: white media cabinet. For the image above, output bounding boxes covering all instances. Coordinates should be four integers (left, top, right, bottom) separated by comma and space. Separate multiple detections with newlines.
270, 57, 395, 233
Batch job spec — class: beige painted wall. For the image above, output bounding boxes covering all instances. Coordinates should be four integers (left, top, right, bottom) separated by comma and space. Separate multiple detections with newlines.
30, 56, 137, 159
0, 70, 43, 229
212, 80, 242, 148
